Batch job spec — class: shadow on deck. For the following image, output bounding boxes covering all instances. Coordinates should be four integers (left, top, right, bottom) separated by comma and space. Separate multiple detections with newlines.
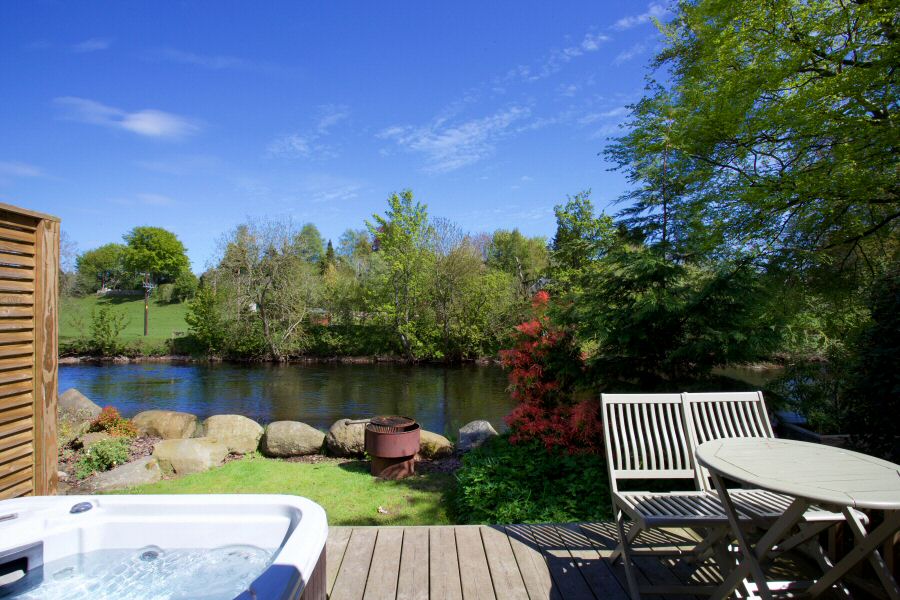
325, 523, 724, 600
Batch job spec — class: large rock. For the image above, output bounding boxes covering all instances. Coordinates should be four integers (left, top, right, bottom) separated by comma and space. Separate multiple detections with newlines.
458, 420, 498, 452
153, 437, 228, 475
133, 410, 198, 439
325, 418, 367, 457
77, 431, 110, 450
203, 414, 264, 454
87, 457, 162, 492
262, 421, 325, 457
418, 430, 454, 459
59, 388, 102, 421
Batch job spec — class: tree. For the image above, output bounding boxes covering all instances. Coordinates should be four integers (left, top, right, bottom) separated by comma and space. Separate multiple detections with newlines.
122, 226, 190, 283
487, 229, 549, 298
366, 191, 435, 358
321, 239, 337, 274
76, 243, 127, 292
294, 223, 325, 265
606, 0, 899, 272
549, 192, 615, 288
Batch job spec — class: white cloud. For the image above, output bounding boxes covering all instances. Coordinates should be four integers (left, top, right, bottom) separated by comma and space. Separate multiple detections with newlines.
0, 161, 43, 178
614, 3, 669, 30
379, 105, 530, 173
504, 32, 612, 83
54, 97, 199, 139
72, 38, 111, 53
614, 43, 648, 65
267, 105, 350, 159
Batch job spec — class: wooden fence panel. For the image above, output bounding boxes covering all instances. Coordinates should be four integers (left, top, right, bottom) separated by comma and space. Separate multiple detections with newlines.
0, 202, 59, 499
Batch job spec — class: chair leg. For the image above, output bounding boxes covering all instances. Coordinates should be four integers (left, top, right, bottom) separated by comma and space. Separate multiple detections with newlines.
611, 518, 641, 564
616, 509, 643, 600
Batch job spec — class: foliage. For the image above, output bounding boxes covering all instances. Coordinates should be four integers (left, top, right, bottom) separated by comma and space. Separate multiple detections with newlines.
75, 437, 130, 479
185, 285, 225, 354
89, 406, 138, 439
487, 229, 549, 298
295, 223, 325, 264
75, 243, 127, 292
454, 436, 611, 524
115, 456, 454, 526
501, 291, 603, 453
171, 270, 199, 302
122, 226, 190, 283
86, 306, 129, 355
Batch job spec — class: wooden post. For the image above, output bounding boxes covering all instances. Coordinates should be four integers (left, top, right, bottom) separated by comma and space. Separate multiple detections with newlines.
0, 202, 59, 499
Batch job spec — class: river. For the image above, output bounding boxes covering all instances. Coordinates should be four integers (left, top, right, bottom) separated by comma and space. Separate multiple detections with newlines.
59, 362, 515, 435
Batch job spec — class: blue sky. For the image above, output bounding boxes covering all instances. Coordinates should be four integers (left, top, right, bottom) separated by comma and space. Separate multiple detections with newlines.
1, 1, 668, 271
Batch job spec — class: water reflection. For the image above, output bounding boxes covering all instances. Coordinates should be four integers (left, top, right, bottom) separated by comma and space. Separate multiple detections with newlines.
59, 363, 514, 435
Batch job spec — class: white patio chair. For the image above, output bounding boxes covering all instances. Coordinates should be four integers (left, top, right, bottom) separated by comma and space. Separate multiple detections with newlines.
601, 393, 752, 600
681, 392, 860, 567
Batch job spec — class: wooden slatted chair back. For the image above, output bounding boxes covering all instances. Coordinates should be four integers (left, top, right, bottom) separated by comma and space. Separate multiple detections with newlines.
681, 391, 773, 490
600, 394, 697, 494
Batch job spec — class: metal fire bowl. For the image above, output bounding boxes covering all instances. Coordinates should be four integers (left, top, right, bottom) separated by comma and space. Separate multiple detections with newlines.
365, 424, 421, 458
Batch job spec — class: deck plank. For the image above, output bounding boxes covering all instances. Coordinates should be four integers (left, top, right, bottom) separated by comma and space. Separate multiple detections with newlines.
364, 528, 404, 600
326, 527, 353, 597
503, 525, 562, 600
480, 526, 530, 600
430, 526, 463, 600
397, 527, 429, 600
330, 528, 377, 600
456, 526, 497, 600
512, 524, 596, 600
556, 524, 628, 600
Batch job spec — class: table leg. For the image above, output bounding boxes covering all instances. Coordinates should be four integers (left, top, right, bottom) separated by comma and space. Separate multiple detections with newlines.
708, 474, 808, 600
806, 510, 900, 600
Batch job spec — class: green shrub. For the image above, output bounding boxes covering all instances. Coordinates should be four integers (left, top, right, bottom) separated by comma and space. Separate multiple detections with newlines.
87, 306, 129, 355
171, 270, 199, 303
157, 283, 175, 303
75, 437, 130, 479
453, 435, 611, 524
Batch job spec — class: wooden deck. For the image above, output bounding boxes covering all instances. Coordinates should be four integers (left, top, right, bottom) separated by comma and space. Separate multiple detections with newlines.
326, 523, 721, 600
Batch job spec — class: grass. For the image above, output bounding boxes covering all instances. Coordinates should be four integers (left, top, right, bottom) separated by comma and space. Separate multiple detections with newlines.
60, 295, 189, 345
115, 456, 455, 526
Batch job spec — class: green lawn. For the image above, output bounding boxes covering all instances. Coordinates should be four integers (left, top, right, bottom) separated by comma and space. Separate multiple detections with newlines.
60, 295, 189, 345
116, 457, 455, 526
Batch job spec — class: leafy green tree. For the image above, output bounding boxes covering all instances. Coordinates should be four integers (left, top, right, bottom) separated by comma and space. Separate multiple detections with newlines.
487, 229, 549, 298
294, 223, 325, 264
337, 228, 372, 259
321, 239, 337, 274
185, 285, 225, 354
367, 191, 435, 358
549, 192, 615, 289
122, 227, 190, 283
76, 243, 127, 292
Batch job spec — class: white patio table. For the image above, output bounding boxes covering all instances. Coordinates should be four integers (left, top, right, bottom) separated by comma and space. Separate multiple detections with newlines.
696, 438, 900, 600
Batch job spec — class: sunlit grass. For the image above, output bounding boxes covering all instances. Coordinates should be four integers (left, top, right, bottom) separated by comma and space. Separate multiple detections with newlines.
60, 295, 189, 344
114, 456, 455, 526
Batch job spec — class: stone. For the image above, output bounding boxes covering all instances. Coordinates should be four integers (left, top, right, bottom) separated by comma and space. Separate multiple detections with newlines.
262, 421, 325, 457
458, 420, 498, 451
418, 430, 454, 459
77, 431, 110, 450
57, 470, 68, 482
133, 410, 198, 439
87, 457, 162, 492
325, 418, 367, 457
153, 437, 228, 475
58, 388, 102, 421
203, 414, 264, 454
59, 418, 91, 448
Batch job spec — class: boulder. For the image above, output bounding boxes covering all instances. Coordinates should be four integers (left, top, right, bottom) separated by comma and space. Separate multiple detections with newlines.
262, 421, 325, 457
87, 457, 162, 492
133, 410, 198, 439
325, 418, 367, 457
77, 431, 110, 450
153, 438, 228, 475
58, 388, 102, 421
418, 430, 454, 459
203, 414, 264, 454
458, 420, 498, 452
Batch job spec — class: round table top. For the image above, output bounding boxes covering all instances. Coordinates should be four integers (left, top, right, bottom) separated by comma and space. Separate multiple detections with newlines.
696, 438, 900, 510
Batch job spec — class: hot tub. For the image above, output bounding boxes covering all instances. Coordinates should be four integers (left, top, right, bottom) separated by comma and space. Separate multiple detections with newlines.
0, 494, 327, 600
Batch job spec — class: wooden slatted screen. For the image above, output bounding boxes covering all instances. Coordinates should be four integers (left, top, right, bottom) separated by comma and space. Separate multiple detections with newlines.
0, 202, 59, 499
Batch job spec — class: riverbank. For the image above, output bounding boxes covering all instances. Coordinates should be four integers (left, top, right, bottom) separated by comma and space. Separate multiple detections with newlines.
59, 353, 501, 366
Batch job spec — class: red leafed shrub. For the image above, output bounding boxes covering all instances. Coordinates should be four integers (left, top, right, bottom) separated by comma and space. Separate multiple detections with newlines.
500, 292, 603, 454
89, 405, 138, 439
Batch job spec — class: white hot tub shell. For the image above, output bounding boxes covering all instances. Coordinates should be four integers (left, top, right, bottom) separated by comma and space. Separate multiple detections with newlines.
0, 494, 328, 600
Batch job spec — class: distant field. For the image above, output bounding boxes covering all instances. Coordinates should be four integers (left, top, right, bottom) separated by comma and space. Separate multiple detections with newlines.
60, 295, 189, 344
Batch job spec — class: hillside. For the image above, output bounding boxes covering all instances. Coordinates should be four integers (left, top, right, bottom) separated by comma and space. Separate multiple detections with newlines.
60, 295, 190, 346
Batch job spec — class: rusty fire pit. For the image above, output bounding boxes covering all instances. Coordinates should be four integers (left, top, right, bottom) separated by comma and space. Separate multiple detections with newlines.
364, 416, 421, 480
